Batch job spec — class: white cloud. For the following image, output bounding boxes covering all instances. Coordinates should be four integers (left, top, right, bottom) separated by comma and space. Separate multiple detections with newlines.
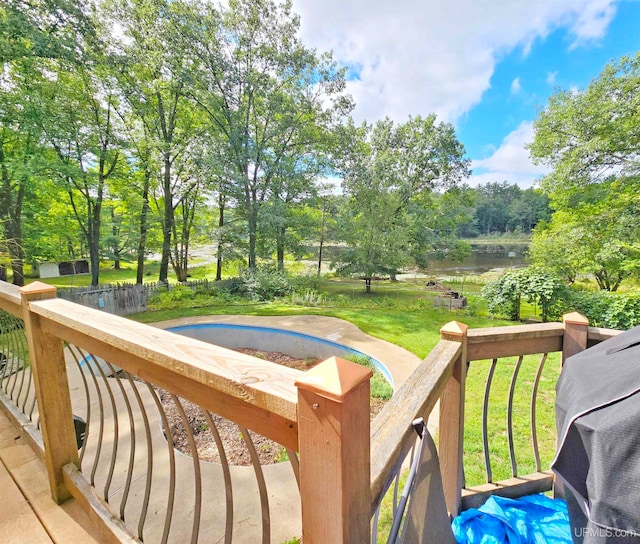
293, 0, 617, 124
510, 77, 522, 94
546, 71, 559, 85
470, 121, 550, 188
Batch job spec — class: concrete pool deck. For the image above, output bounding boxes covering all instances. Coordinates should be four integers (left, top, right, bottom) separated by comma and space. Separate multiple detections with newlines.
153, 314, 423, 390
153, 314, 441, 433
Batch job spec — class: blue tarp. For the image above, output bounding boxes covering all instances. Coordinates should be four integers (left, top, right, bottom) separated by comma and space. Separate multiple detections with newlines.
452, 494, 572, 544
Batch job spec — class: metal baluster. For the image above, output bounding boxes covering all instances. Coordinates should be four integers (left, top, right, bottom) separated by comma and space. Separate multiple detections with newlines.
171, 395, 202, 544
146, 384, 176, 544
530, 353, 548, 472
507, 356, 524, 478
202, 410, 233, 544
124, 373, 154, 542
482, 359, 498, 483
240, 427, 270, 544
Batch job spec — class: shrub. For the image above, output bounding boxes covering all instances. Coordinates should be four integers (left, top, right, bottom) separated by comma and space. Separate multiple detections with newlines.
215, 277, 247, 297
568, 290, 640, 329
243, 267, 292, 301
287, 289, 326, 307
482, 267, 568, 322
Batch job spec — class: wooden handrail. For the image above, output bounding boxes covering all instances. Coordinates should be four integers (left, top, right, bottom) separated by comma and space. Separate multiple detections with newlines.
587, 325, 621, 343
0, 281, 23, 318
467, 322, 564, 361
27, 296, 302, 450
370, 339, 461, 512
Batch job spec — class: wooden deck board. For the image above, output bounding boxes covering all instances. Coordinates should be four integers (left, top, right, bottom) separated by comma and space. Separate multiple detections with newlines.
0, 411, 102, 544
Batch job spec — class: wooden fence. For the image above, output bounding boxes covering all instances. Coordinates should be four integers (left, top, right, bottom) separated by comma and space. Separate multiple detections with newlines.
57, 280, 213, 316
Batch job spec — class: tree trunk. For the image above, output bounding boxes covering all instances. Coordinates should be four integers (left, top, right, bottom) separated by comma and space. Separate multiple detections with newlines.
159, 153, 173, 284
276, 226, 285, 272
136, 170, 151, 285
215, 194, 224, 281
247, 197, 258, 270
88, 202, 101, 286
317, 201, 325, 278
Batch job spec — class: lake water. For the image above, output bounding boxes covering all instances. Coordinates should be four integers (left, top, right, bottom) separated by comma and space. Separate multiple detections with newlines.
425, 243, 529, 276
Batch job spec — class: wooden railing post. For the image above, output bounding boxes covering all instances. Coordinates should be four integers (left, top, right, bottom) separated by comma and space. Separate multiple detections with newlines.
439, 321, 468, 517
295, 356, 372, 543
20, 282, 79, 503
562, 312, 589, 366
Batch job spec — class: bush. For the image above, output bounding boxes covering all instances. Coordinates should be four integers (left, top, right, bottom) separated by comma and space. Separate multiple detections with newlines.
568, 290, 640, 329
215, 276, 247, 297
482, 267, 568, 322
289, 274, 325, 293
243, 267, 292, 301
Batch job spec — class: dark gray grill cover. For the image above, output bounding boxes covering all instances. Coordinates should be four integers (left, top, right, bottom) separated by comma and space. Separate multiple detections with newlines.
553, 325, 640, 541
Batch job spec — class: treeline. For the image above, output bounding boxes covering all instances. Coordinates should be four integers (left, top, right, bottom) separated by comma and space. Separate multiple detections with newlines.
457, 182, 551, 238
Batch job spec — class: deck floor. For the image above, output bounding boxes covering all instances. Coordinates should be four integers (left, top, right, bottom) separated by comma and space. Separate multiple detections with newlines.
0, 411, 101, 544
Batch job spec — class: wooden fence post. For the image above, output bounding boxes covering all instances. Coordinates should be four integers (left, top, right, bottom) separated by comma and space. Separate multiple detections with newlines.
20, 282, 79, 503
295, 356, 372, 543
439, 321, 468, 517
562, 312, 589, 366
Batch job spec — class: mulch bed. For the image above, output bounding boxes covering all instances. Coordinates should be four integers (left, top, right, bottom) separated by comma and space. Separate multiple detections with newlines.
159, 349, 387, 466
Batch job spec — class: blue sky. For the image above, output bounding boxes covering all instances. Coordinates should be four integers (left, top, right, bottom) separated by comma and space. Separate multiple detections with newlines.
293, 0, 640, 187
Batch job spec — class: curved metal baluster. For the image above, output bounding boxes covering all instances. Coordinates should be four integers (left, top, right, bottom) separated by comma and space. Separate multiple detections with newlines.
530, 353, 548, 472
105, 363, 136, 521
286, 449, 300, 490
240, 427, 270, 544
371, 504, 381, 544
203, 410, 233, 544
146, 384, 176, 544
67, 345, 92, 464
14, 321, 29, 411
125, 373, 153, 542
80, 350, 106, 486
171, 395, 202, 544
26, 327, 38, 421
0, 312, 12, 387
88, 353, 120, 500
507, 356, 524, 478
482, 359, 498, 483
20, 325, 34, 416
7, 318, 21, 401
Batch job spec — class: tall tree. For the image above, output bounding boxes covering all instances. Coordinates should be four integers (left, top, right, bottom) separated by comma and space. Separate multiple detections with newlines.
176, 0, 352, 269
108, 0, 198, 284
530, 54, 640, 199
336, 116, 470, 289
529, 54, 640, 290
0, 0, 92, 284
40, 61, 122, 286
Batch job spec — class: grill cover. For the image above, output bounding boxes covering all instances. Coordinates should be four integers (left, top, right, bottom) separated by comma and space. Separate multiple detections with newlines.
553, 325, 640, 542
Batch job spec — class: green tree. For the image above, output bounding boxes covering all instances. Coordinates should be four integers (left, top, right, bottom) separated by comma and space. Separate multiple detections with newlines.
530, 54, 640, 197
177, 0, 352, 270
529, 54, 640, 291
0, 0, 93, 284
336, 116, 470, 289
40, 61, 122, 286
108, 0, 199, 284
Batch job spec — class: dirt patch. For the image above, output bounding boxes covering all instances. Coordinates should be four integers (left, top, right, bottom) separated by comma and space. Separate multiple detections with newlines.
159, 349, 387, 466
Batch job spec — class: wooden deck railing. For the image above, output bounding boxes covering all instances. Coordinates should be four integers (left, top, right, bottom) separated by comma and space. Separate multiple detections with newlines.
369, 312, 621, 542
0, 281, 373, 543
0, 279, 623, 542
